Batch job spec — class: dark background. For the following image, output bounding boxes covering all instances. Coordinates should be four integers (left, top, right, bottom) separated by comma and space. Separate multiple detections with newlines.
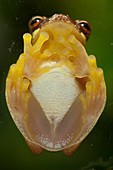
0, 0, 113, 169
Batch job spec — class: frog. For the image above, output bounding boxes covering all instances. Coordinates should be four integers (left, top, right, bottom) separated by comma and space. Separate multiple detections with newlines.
5, 14, 106, 155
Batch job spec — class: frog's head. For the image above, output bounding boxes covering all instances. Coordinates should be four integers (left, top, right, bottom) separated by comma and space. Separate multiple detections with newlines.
28, 14, 91, 45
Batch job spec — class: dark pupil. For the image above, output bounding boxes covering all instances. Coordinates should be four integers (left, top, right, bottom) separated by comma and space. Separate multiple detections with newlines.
80, 22, 91, 32
30, 18, 42, 26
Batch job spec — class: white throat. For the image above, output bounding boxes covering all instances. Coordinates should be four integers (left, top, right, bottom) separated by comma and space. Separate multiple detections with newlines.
31, 66, 81, 129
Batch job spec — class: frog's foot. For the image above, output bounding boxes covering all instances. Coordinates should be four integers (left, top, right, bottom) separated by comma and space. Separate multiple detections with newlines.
25, 139, 43, 154
63, 144, 80, 156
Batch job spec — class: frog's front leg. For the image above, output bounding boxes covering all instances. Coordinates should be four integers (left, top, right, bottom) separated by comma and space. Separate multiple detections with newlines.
6, 55, 43, 154
81, 55, 106, 121
63, 55, 106, 156
6, 54, 30, 120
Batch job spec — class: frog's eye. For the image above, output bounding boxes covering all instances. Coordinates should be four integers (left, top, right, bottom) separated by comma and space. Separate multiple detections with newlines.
75, 20, 91, 40
29, 16, 45, 33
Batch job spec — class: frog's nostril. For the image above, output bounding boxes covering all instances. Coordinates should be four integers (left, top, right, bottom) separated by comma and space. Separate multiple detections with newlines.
50, 14, 70, 22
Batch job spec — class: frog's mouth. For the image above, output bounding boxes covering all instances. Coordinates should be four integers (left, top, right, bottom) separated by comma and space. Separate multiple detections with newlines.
23, 14, 90, 81
32, 17, 86, 45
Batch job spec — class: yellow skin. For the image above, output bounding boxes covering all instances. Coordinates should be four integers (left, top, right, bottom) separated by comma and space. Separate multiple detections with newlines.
6, 14, 106, 155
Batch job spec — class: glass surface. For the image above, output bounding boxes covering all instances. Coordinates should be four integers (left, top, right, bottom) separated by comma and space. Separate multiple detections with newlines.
0, 0, 113, 169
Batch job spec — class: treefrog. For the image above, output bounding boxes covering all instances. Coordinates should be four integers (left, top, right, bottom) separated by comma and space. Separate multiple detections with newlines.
5, 14, 106, 155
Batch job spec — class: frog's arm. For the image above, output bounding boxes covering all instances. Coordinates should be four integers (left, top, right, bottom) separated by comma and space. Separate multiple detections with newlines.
63, 55, 106, 155
6, 54, 44, 154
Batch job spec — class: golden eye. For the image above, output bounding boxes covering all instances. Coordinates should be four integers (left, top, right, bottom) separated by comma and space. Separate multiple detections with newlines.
28, 16, 45, 33
75, 20, 91, 40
